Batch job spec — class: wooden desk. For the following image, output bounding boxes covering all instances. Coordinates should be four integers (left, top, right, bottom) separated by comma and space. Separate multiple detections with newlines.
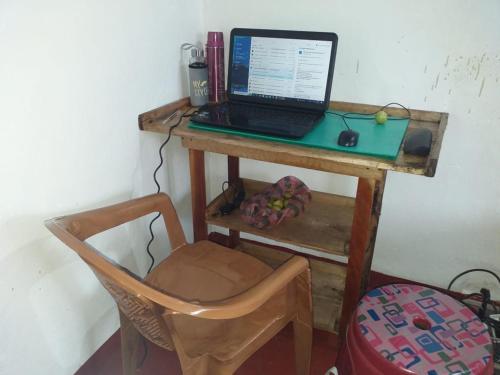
139, 97, 448, 336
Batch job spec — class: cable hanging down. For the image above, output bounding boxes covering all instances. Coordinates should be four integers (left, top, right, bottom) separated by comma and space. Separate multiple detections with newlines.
145, 108, 197, 274
138, 108, 197, 370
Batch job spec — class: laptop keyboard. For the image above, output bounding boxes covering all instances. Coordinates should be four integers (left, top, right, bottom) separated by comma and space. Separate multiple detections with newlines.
192, 102, 323, 138
228, 104, 320, 130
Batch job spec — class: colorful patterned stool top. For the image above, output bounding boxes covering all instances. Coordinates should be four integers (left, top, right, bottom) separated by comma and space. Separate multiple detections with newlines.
357, 284, 493, 375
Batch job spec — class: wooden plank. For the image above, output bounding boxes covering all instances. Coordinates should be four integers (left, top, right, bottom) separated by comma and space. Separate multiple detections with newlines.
309, 258, 346, 333
330, 101, 443, 123
227, 156, 240, 247
234, 240, 346, 333
138, 97, 190, 131
360, 174, 386, 281
189, 149, 208, 241
236, 240, 293, 267
206, 179, 355, 256
338, 175, 386, 337
180, 134, 385, 180
228, 156, 239, 182
425, 112, 448, 177
175, 117, 444, 178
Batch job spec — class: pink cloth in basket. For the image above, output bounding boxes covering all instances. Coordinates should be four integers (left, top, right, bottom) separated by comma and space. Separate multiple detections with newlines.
240, 176, 311, 229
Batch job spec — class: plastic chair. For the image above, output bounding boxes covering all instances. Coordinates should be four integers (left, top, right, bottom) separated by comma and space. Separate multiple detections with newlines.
45, 193, 312, 375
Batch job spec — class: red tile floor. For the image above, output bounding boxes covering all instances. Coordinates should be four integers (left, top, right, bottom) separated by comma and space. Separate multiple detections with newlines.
77, 323, 338, 375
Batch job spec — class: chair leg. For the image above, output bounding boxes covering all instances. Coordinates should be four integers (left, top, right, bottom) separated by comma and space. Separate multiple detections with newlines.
293, 318, 312, 375
120, 310, 142, 375
293, 268, 313, 375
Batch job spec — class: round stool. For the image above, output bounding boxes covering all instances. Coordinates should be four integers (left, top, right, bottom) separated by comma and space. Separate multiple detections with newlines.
336, 284, 494, 375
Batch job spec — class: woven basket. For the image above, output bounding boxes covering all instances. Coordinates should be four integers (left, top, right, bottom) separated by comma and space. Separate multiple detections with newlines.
240, 176, 311, 229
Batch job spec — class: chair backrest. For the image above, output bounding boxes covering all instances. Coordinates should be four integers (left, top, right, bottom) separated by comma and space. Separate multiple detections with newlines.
45, 194, 186, 350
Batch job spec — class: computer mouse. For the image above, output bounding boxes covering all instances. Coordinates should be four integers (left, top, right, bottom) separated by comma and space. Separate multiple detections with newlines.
337, 130, 359, 147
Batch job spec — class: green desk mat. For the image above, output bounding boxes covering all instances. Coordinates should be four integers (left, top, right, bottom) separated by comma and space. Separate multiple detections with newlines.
189, 111, 410, 160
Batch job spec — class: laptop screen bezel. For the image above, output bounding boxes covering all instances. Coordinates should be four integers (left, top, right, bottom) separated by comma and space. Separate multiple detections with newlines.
227, 28, 338, 111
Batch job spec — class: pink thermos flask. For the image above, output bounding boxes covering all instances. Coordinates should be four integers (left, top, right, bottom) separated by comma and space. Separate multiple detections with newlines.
206, 32, 225, 103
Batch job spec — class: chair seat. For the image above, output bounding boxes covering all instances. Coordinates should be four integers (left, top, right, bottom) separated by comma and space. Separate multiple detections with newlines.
145, 240, 289, 362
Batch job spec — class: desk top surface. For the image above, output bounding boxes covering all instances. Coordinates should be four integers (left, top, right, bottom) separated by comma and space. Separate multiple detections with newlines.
188, 111, 410, 160
139, 98, 448, 179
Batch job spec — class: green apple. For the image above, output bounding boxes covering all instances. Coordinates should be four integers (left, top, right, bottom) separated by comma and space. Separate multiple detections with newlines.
375, 110, 388, 125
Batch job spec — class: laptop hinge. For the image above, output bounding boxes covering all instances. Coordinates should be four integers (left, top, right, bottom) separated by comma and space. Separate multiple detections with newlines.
229, 99, 324, 115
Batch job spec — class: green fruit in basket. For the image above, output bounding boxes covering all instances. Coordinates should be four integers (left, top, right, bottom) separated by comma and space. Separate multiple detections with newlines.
267, 202, 273, 208
284, 199, 289, 207
284, 192, 293, 199
273, 199, 284, 209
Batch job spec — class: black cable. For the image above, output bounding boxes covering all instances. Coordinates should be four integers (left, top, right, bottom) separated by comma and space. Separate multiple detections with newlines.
138, 108, 197, 369
344, 102, 411, 119
490, 300, 499, 314
145, 108, 197, 274
326, 102, 412, 131
460, 291, 500, 319
327, 111, 351, 130
448, 269, 500, 340
447, 268, 500, 291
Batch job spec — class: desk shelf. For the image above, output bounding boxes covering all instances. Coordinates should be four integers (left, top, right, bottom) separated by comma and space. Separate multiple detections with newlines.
206, 179, 354, 257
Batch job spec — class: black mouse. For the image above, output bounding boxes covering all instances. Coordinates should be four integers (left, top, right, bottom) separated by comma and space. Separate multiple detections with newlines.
337, 130, 359, 147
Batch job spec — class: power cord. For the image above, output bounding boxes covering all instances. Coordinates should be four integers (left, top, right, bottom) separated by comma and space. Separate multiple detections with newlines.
447, 268, 500, 366
326, 102, 411, 131
447, 268, 500, 291
137, 107, 197, 370
145, 108, 198, 274
219, 180, 246, 215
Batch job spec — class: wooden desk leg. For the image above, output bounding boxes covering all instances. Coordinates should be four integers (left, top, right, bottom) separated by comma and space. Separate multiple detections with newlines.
228, 155, 240, 248
189, 149, 208, 241
339, 173, 386, 338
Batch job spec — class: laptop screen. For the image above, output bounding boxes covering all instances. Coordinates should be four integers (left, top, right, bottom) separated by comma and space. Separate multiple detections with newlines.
228, 29, 338, 110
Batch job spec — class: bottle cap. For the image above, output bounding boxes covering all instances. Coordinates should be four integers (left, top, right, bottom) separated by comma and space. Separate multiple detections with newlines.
189, 47, 205, 64
207, 32, 224, 47
191, 48, 204, 58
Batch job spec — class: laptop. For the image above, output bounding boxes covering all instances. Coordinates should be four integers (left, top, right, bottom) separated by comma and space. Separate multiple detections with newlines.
191, 28, 338, 139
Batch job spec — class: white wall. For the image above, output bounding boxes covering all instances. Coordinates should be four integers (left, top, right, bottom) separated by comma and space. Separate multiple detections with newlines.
204, 0, 500, 298
0, 1, 203, 373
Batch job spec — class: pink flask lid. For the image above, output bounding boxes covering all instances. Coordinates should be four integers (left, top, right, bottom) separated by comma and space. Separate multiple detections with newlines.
207, 32, 224, 47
